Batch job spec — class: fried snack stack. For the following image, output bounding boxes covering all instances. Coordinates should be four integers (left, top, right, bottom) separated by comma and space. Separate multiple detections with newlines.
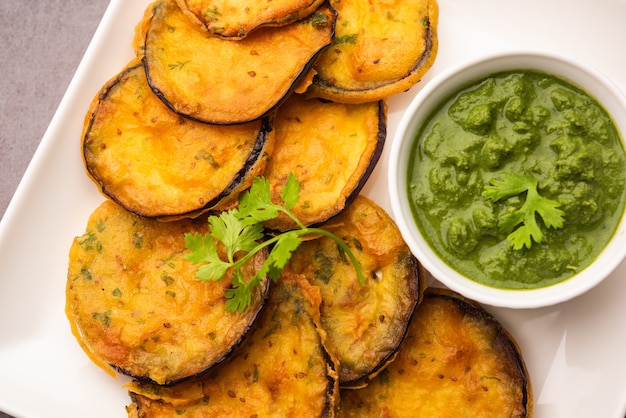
67, 1, 527, 417
82, 0, 440, 222
66, 200, 270, 386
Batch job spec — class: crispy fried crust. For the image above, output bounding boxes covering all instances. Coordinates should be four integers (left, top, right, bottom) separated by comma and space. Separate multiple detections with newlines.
303, 0, 439, 103
141, 0, 337, 124
338, 287, 533, 417
66, 200, 269, 386
289, 195, 424, 387
82, 60, 274, 220
125, 273, 340, 417
262, 94, 386, 231
175, 0, 326, 39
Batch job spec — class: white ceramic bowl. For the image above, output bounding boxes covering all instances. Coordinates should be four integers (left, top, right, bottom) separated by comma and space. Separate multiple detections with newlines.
388, 50, 626, 308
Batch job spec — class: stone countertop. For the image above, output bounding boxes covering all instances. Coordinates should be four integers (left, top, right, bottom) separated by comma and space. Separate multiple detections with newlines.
0, 1, 109, 416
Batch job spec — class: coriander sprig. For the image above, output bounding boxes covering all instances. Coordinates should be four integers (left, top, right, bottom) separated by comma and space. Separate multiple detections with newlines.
482, 173, 565, 250
184, 172, 363, 312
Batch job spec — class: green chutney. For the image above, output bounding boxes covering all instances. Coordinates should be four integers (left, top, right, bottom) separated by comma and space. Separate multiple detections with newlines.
408, 70, 626, 289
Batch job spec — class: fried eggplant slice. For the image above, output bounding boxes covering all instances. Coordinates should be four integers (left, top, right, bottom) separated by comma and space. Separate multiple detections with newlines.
82, 60, 273, 220
66, 200, 269, 386
125, 273, 340, 417
288, 195, 423, 388
262, 94, 386, 231
175, 0, 326, 39
303, 0, 439, 104
141, 0, 336, 125
338, 287, 534, 417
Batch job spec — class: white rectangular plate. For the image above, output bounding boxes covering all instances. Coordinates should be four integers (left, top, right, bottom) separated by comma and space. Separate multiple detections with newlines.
1, 0, 625, 417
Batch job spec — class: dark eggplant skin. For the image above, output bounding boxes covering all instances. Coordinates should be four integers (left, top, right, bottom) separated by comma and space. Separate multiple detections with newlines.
182, 116, 274, 215
301, 99, 387, 230
338, 248, 421, 389
81, 60, 275, 221
141, 0, 338, 125
429, 288, 533, 417
303, 0, 439, 104
263, 97, 387, 232
330, 99, 387, 225
66, 200, 272, 386
289, 195, 425, 388
338, 286, 534, 418
125, 274, 341, 417
112, 274, 271, 388
174, 0, 327, 40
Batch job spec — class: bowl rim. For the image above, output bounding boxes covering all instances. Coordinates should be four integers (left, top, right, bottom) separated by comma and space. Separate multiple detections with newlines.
388, 49, 626, 308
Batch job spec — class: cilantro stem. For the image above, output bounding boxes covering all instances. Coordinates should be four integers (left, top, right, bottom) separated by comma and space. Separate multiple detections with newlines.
279, 207, 307, 230
231, 235, 281, 268
228, 227, 364, 286
185, 173, 365, 312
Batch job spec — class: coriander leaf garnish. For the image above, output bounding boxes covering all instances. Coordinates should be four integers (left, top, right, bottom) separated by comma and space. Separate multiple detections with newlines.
482, 173, 565, 250
185, 173, 364, 312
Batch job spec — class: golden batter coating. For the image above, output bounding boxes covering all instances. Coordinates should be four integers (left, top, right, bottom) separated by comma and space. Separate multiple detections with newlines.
304, 0, 439, 103
140, 0, 337, 124
262, 94, 386, 231
338, 287, 533, 417
125, 273, 340, 417
82, 60, 273, 220
175, 0, 326, 39
66, 200, 269, 386
289, 195, 424, 387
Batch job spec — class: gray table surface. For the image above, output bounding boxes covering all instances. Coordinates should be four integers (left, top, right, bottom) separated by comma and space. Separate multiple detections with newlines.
0, 0, 109, 220
0, 1, 110, 416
